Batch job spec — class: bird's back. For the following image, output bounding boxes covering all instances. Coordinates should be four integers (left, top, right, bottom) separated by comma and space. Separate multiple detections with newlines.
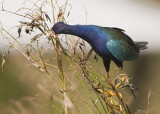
70, 25, 141, 62
100, 27, 140, 62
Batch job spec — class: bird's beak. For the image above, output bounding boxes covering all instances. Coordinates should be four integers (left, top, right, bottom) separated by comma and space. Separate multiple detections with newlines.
46, 30, 55, 39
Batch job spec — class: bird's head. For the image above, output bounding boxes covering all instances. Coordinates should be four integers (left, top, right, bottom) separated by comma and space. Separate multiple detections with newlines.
46, 22, 68, 38
51, 22, 66, 34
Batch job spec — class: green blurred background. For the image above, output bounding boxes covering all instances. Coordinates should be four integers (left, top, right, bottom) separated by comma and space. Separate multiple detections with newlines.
0, 52, 160, 113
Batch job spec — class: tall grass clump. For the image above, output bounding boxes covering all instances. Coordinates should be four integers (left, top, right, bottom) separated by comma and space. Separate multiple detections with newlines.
0, 0, 137, 113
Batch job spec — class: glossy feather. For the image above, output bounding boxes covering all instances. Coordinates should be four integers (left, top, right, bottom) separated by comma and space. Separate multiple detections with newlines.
51, 22, 148, 72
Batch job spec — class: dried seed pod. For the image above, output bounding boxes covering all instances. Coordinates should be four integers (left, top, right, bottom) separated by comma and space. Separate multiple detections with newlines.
67, 12, 70, 18
45, 13, 51, 23
121, 75, 126, 82
104, 90, 109, 96
105, 97, 111, 104
94, 54, 98, 62
19, 21, 31, 25
79, 45, 82, 51
58, 9, 62, 18
79, 42, 84, 46
27, 49, 30, 57
108, 90, 116, 96
115, 78, 118, 85
97, 89, 104, 93
25, 27, 31, 34
115, 82, 121, 89
18, 24, 22, 37
118, 92, 122, 99
30, 20, 35, 29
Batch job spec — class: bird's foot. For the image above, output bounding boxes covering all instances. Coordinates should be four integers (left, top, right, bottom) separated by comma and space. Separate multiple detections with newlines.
105, 72, 114, 88
104, 72, 113, 86
107, 72, 111, 81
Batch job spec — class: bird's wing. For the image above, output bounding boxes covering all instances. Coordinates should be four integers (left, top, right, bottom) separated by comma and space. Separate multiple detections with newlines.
106, 40, 139, 62
103, 27, 136, 47
103, 27, 139, 62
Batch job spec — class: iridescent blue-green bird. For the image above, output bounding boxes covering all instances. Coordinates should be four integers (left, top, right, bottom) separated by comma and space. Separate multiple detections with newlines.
50, 22, 148, 74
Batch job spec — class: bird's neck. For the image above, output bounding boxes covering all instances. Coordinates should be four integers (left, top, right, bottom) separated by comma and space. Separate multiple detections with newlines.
63, 25, 90, 41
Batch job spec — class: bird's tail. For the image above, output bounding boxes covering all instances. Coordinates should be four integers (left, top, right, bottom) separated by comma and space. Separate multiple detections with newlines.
134, 41, 148, 50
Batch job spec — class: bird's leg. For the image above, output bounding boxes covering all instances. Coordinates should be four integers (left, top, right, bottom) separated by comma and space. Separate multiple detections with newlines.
119, 67, 123, 71
107, 72, 110, 80
106, 72, 113, 84
102, 58, 111, 81
104, 72, 114, 92
119, 67, 124, 75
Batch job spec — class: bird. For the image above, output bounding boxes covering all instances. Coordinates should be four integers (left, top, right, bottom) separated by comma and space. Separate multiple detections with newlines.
49, 22, 148, 76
